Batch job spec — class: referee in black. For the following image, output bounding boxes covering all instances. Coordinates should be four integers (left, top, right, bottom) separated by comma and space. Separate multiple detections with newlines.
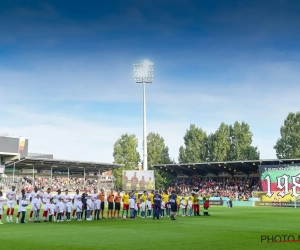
169, 190, 177, 220
153, 190, 162, 220
81, 188, 88, 220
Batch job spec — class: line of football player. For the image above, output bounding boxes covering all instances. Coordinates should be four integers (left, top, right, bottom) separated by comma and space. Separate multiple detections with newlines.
0, 186, 210, 224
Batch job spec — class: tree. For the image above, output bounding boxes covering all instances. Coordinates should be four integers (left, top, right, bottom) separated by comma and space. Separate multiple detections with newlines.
205, 133, 215, 161
229, 121, 259, 161
147, 132, 166, 168
178, 124, 207, 163
161, 146, 173, 164
178, 122, 259, 164
212, 123, 231, 161
274, 112, 300, 159
112, 134, 140, 190
147, 132, 174, 189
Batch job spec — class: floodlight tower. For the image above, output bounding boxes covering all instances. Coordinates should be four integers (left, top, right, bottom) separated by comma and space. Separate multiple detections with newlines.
133, 60, 154, 171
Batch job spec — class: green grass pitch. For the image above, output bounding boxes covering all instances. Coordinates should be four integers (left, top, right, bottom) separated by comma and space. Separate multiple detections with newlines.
0, 206, 298, 250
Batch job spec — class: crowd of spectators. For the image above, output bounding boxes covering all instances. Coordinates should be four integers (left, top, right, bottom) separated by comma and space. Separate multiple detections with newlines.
1, 175, 262, 201
168, 177, 261, 200
0, 176, 113, 194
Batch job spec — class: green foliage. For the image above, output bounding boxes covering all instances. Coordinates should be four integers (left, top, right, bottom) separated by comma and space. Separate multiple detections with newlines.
147, 132, 166, 168
179, 122, 259, 163
229, 121, 260, 161
147, 132, 174, 189
178, 124, 208, 163
112, 134, 140, 190
274, 112, 300, 159
210, 123, 231, 161
205, 133, 216, 161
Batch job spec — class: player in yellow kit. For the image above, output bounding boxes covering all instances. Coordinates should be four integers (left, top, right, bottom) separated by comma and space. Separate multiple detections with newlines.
163, 191, 169, 205
189, 193, 194, 213
176, 195, 181, 216
140, 191, 147, 203
122, 191, 129, 218
134, 190, 140, 217
162, 191, 169, 216
184, 194, 188, 205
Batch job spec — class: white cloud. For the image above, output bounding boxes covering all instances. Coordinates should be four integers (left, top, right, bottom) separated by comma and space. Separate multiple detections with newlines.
1, 57, 300, 163
0, 107, 138, 162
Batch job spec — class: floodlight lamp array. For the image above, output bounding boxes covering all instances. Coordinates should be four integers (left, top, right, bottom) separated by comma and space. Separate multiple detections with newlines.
133, 61, 154, 83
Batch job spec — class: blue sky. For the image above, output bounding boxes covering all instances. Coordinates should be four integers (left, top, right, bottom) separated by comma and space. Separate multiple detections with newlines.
1, 0, 300, 162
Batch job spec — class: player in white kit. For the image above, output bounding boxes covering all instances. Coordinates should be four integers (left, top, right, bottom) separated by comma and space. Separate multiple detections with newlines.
72, 189, 81, 220
6, 186, 17, 222
33, 194, 42, 222
86, 195, 93, 221
16, 189, 25, 223
41, 188, 52, 222
57, 197, 64, 222
0, 191, 4, 224
29, 187, 39, 222
63, 189, 72, 221
20, 195, 28, 223
94, 194, 101, 220
90, 189, 98, 220
48, 198, 55, 222
53, 189, 62, 222
76, 197, 83, 221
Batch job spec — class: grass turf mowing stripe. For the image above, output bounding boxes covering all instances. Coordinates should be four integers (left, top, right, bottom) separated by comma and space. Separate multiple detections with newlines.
0, 206, 297, 250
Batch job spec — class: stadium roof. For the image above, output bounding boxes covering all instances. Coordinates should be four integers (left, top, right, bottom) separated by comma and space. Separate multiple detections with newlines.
153, 159, 300, 177
5, 157, 124, 173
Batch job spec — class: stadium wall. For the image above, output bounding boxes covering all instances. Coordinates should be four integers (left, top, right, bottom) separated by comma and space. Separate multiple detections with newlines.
226, 201, 253, 207
208, 196, 253, 206
0, 136, 29, 157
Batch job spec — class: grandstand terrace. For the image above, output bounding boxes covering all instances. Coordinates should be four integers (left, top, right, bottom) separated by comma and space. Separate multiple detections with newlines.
154, 159, 300, 199
1, 157, 123, 192
153, 159, 300, 177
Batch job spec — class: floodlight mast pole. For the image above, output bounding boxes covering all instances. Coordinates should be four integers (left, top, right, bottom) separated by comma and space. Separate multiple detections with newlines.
143, 80, 147, 171
134, 60, 153, 171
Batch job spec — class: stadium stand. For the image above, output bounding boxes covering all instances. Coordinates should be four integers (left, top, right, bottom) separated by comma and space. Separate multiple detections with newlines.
167, 177, 260, 200
1, 176, 114, 194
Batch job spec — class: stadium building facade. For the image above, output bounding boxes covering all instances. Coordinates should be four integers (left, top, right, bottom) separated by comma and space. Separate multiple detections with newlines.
0, 135, 29, 174
0, 135, 122, 188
